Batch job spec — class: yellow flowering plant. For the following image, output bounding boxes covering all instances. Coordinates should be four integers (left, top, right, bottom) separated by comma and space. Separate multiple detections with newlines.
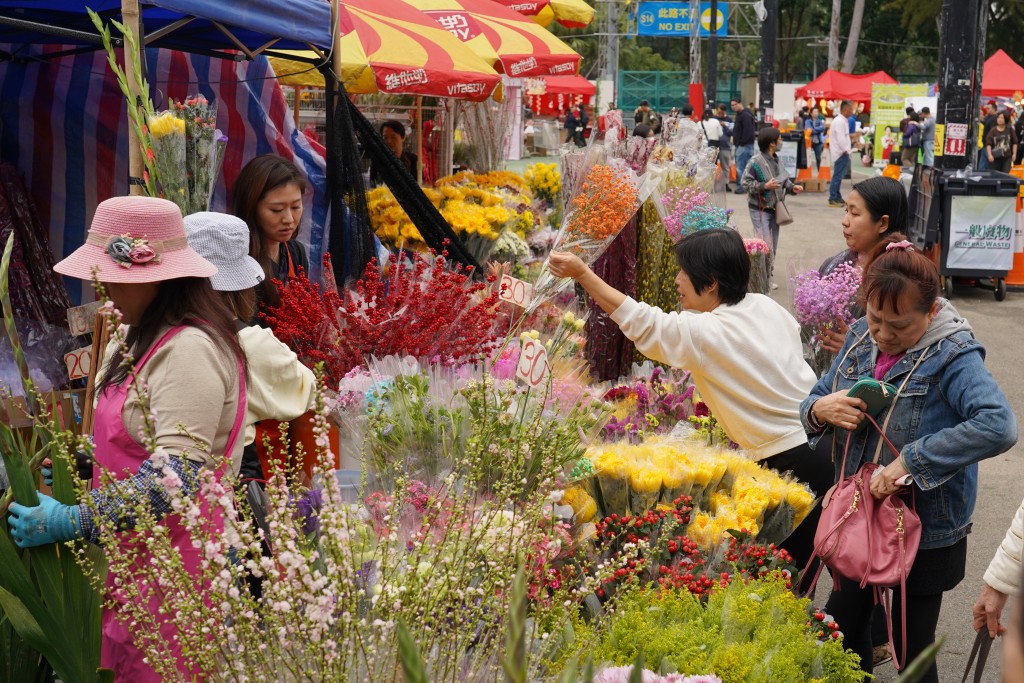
524, 162, 562, 206
146, 111, 189, 216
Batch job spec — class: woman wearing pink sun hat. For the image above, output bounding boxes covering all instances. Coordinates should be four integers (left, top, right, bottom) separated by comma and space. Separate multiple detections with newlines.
7, 195, 247, 681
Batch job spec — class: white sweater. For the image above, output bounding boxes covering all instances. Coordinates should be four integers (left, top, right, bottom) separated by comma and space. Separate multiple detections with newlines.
238, 326, 315, 447
984, 498, 1023, 596
611, 295, 816, 460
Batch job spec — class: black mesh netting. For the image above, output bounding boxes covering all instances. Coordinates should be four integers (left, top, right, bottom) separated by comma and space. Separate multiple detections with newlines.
327, 78, 481, 278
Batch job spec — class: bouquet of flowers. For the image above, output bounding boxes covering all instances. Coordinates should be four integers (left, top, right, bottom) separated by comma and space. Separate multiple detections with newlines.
171, 94, 225, 215
744, 238, 772, 294
524, 162, 561, 206
147, 110, 189, 216
659, 186, 734, 243
791, 262, 862, 347
601, 365, 696, 442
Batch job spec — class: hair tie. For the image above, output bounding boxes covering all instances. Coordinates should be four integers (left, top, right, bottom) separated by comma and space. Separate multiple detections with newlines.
885, 240, 914, 253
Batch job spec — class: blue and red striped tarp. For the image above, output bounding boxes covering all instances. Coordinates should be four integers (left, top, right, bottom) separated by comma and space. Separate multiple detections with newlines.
0, 46, 327, 304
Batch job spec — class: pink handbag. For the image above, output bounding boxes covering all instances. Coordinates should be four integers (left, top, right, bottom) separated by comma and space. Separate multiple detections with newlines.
804, 412, 922, 670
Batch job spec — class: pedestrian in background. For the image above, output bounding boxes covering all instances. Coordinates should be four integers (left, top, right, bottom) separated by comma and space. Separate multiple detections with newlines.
828, 101, 854, 208
985, 110, 1018, 173
731, 98, 756, 195
715, 103, 734, 192
901, 112, 922, 166
919, 107, 936, 166
810, 106, 827, 171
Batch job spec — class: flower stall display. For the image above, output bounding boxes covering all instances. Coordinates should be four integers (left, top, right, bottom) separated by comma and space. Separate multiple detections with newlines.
262, 252, 502, 389
572, 438, 816, 548
583, 576, 864, 683
600, 364, 696, 441
791, 262, 862, 376
369, 171, 543, 263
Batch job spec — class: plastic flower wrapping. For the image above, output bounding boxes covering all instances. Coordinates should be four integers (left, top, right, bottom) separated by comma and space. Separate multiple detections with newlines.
146, 110, 189, 216
568, 437, 815, 549
744, 238, 772, 294
170, 94, 225, 215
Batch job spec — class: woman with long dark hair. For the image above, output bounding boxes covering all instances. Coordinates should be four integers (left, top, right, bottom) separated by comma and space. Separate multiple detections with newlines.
231, 154, 309, 315
8, 196, 248, 681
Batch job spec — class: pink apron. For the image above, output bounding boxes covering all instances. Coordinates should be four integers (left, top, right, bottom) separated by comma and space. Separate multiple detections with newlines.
92, 325, 245, 682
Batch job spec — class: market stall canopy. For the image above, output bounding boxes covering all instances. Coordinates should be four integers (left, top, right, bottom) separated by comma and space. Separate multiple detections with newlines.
525, 74, 594, 116
338, 0, 502, 101
982, 49, 1024, 98
488, 0, 594, 28
794, 69, 897, 110
407, 0, 581, 77
0, 0, 333, 54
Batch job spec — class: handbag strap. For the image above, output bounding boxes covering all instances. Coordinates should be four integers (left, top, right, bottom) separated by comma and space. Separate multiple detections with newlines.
870, 348, 930, 464
961, 630, 994, 683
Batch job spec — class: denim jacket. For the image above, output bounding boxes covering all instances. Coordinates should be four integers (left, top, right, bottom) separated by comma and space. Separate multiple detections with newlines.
800, 300, 1017, 549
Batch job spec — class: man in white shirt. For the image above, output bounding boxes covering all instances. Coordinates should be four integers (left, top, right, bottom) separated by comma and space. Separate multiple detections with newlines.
828, 100, 853, 207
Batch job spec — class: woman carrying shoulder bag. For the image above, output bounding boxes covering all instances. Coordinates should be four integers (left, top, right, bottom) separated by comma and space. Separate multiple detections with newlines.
742, 127, 803, 287
800, 235, 1017, 682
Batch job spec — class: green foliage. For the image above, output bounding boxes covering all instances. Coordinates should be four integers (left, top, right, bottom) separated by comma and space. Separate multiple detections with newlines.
397, 623, 429, 683
592, 577, 863, 683
0, 234, 109, 683
895, 636, 943, 683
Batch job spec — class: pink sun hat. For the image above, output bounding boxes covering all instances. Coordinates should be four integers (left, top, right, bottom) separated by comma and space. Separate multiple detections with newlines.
54, 196, 217, 283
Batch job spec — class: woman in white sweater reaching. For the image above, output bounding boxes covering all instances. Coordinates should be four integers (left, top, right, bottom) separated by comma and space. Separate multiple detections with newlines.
549, 228, 832, 579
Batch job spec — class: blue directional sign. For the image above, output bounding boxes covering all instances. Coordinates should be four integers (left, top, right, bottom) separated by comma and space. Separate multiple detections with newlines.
637, 2, 729, 37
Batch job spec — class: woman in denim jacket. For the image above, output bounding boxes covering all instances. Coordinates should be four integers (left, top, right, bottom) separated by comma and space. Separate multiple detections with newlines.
800, 235, 1017, 682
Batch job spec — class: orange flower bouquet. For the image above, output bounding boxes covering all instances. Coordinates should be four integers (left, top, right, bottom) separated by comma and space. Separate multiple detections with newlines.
530, 159, 656, 305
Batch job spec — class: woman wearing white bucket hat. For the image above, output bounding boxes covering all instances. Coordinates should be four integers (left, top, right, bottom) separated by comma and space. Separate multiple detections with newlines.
6, 195, 247, 681
184, 211, 315, 483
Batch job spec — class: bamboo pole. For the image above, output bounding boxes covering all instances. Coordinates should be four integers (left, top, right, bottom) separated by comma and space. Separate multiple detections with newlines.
416, 96, 424, 185
121, 0, 144, 196
80, 311, 111, 436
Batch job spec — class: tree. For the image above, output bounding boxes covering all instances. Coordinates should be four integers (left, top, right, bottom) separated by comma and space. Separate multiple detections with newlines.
841, 0, 866, 72
828, 0, 842, 69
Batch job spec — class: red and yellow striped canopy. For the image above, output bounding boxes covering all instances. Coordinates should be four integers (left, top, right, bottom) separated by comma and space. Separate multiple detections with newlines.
487, 0, 595, 29
339, 0, 503, 101
410, 0, 581, 77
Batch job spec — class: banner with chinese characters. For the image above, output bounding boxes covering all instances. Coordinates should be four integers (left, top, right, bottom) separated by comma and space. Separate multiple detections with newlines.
636, 2, 728, 37
946, 195, 1016, 271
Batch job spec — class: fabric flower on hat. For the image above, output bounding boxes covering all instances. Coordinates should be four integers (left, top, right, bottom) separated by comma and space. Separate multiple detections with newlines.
107, 235, 162, 269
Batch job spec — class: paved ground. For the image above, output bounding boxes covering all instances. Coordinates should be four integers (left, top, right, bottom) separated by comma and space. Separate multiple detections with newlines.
727, 165, 1021, 682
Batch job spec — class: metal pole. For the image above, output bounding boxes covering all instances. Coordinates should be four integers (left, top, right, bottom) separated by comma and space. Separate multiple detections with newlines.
758, 0, 777, 122
688, 0, 700, 86
415, 96, 423, 185
121, 0, 144, 196
707, 0, 719, 105
937, 0, 985, 171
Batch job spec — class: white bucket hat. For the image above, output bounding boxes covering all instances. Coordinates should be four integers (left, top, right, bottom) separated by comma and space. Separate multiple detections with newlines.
183, 212, 265, 292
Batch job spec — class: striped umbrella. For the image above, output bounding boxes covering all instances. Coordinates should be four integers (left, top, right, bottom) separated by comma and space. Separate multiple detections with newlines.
339, 0, 502, 101
488, 0, 595, 28
409, 0, 581, 78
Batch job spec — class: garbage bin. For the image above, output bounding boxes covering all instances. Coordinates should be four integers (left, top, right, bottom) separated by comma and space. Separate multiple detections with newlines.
932, 169, 1020, 301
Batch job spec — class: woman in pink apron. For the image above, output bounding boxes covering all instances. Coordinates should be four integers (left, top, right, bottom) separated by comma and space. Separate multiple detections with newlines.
8, 196, 247, 682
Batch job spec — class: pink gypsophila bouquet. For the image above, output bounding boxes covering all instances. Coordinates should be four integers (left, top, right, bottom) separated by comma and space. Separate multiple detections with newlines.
791, 263, 862, 344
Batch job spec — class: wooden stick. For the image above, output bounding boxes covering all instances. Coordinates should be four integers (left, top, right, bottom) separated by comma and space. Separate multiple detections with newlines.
81, 311, 110, 436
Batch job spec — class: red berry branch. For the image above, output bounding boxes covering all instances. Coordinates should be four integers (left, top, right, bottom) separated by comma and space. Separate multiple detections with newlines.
262, 250, 502, 388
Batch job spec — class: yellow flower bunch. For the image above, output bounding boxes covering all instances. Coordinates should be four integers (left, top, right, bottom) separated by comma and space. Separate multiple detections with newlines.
366, 186, 427, 251
148, 110, 185, 139
561, 487, 597, 523
524, 162, 561, 204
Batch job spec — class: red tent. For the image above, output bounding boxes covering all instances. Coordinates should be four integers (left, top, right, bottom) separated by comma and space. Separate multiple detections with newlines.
526, 75, 595, 116
795, 69, 897, 112
982, 50, 1024, 98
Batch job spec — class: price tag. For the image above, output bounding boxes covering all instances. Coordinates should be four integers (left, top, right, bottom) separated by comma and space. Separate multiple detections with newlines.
498, 274, 534, 308
66, 301, 102, 337
515, 337, 550, 388
64, 346, 92, 380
